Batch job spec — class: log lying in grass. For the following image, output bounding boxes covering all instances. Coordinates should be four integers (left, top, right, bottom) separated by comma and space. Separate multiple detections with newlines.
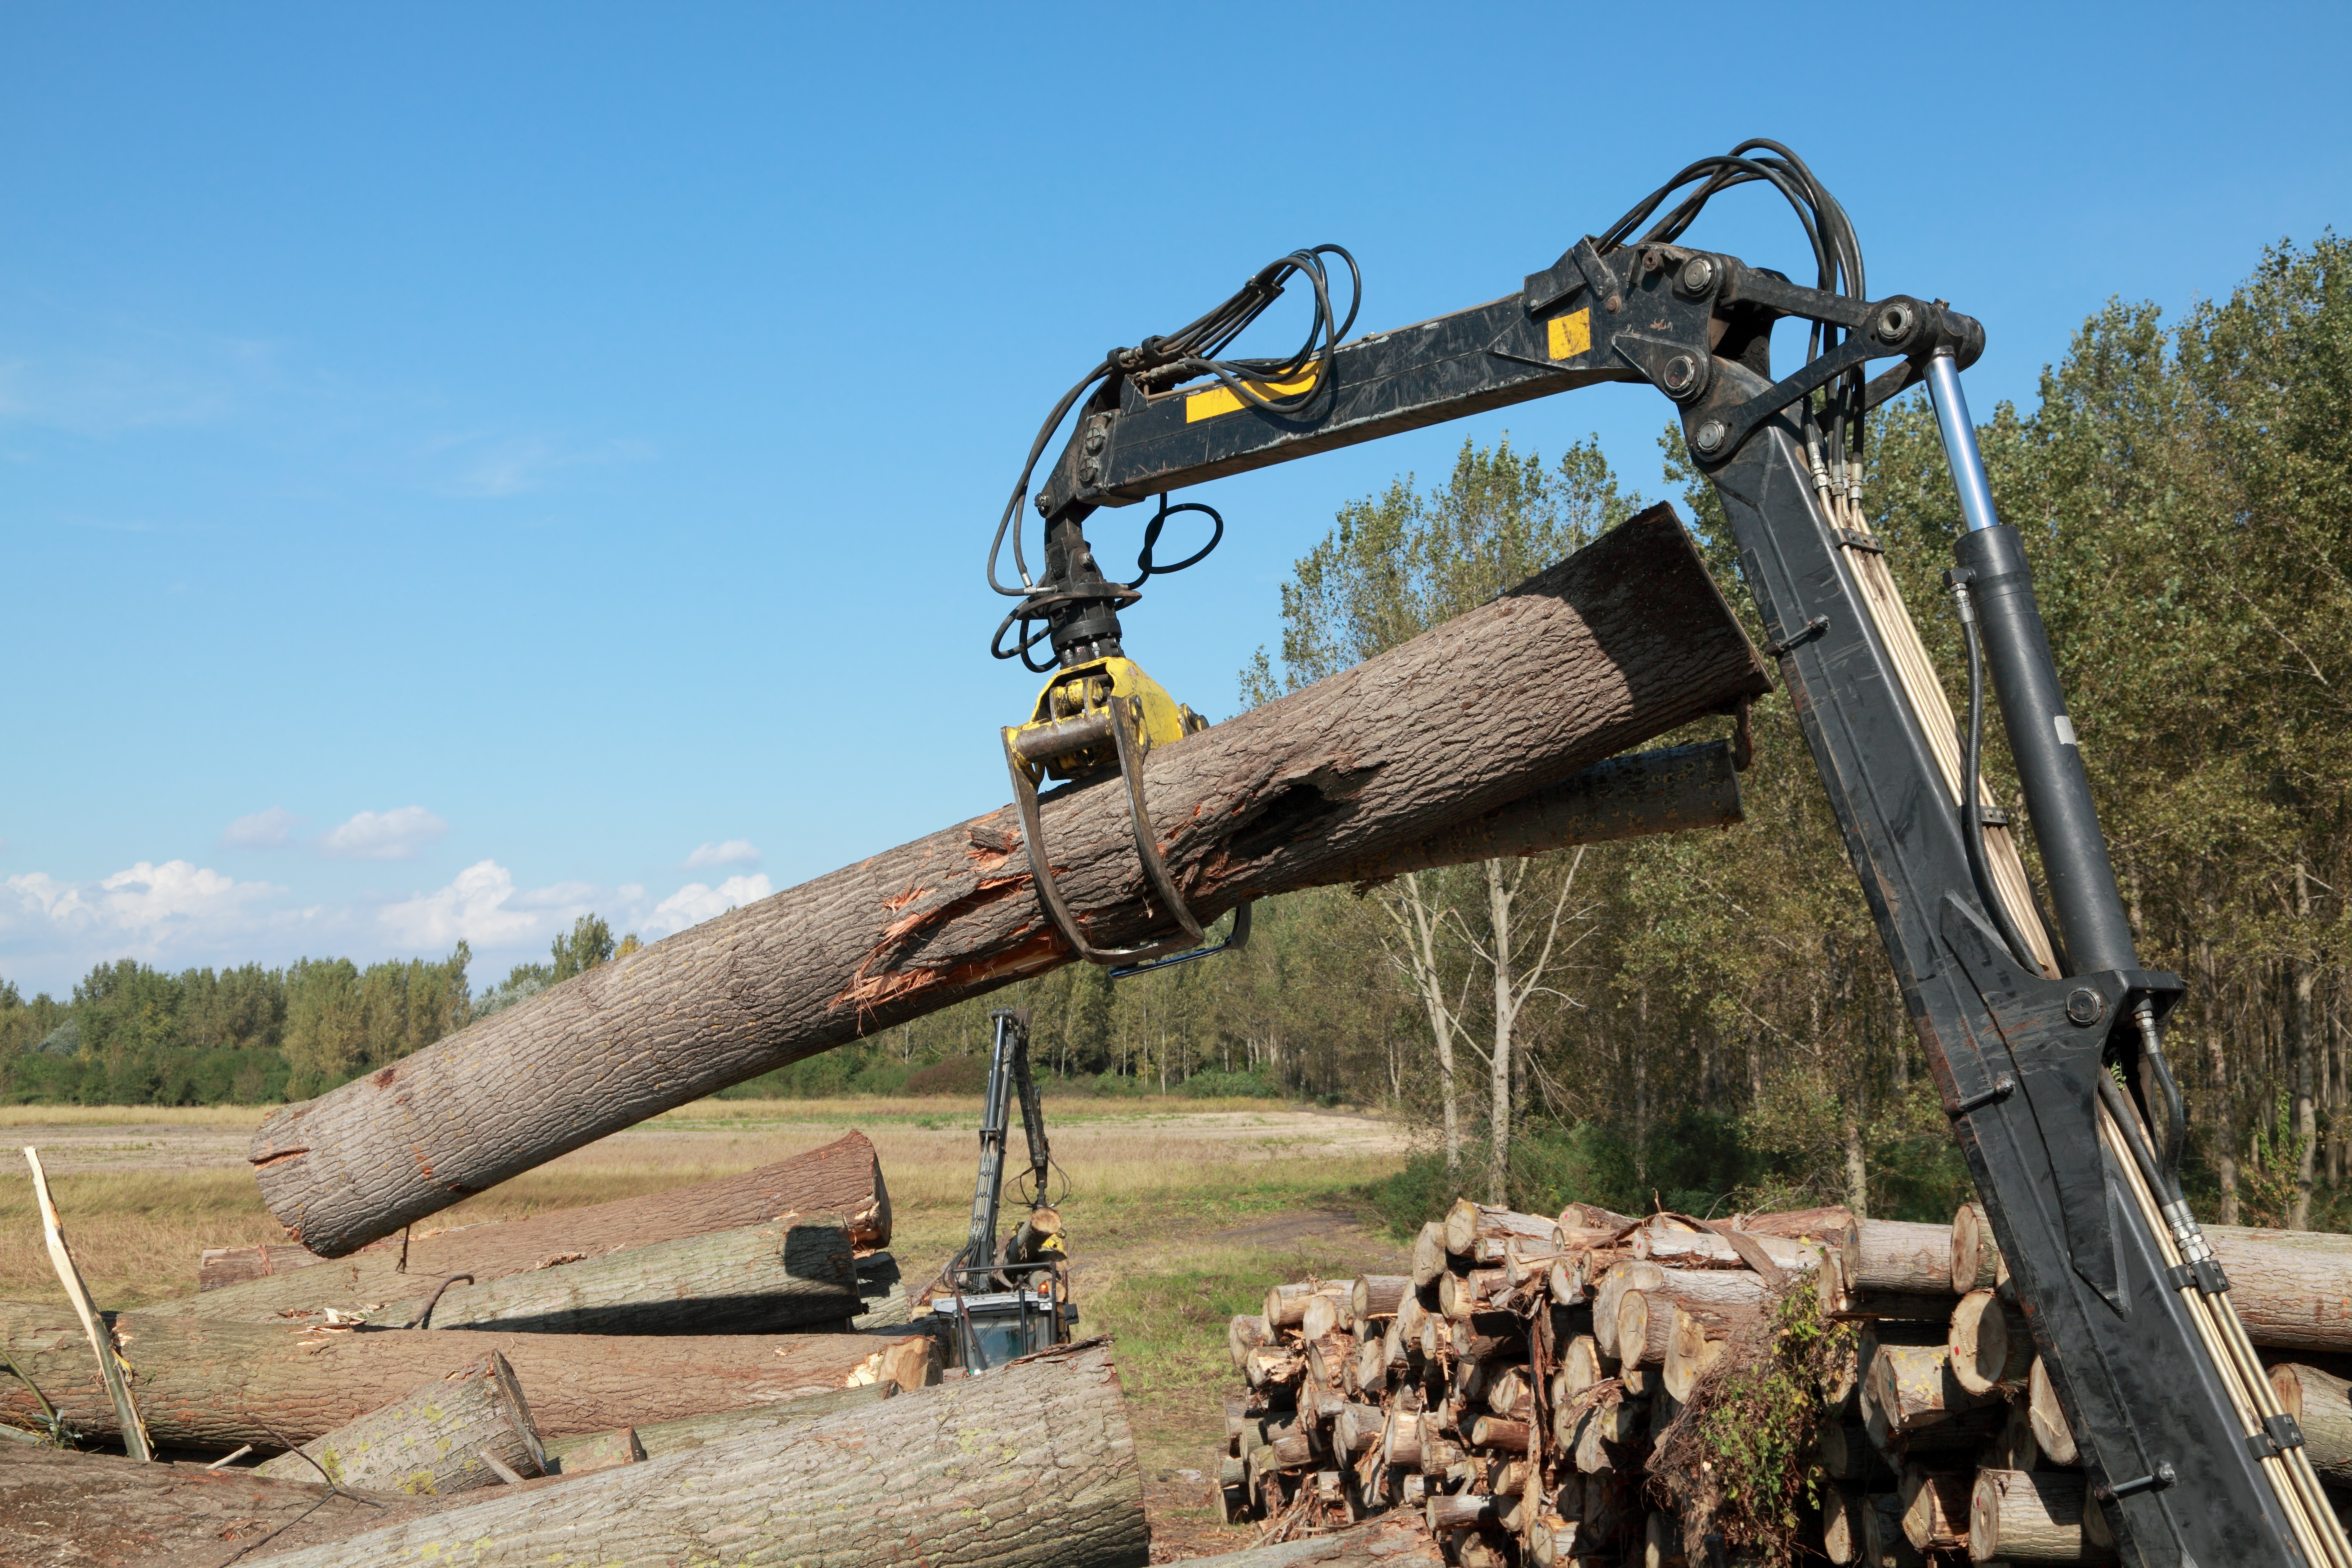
253, 1351, 547, 1494
181, 1130, 888, 1316
0, 1447, 429, 1568
279, 1216, 864, 1337
251, 1338, 1148, 1568
0, 1301, 936, 1447
250, 506, 1772, 1257
545, 1380, 895, 1469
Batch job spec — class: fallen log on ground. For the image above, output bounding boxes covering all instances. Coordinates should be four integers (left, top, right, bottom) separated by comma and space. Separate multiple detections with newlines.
0, 1446, 431, 1568
544, 1379, 893, 1469
253, 1351, 547, 1493
0, 1301, 936, 1447
179, 1129, 887, 1316
252, 1338, 1148, 1568
250, 506, 1771, 1257
271, 1216, 863, 1337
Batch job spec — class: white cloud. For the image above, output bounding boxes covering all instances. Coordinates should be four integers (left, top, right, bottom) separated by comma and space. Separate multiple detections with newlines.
684, 839, 761, 870
374, 860, 638, 954
317, 807, 448, 861
220, 805, 304, 849
646, 874, 773, 939
0, 861, 300, 987
424, 432, 655, 498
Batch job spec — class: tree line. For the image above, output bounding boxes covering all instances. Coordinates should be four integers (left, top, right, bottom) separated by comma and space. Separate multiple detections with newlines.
1, 237, 2342, 1234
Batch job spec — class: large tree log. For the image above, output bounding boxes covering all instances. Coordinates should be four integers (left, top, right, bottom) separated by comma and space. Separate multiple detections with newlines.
177, 1130, 887, 1318
250, 507, 1771, 1256
252, 1340, 1148, 1568
272, 1216, 864, 1337
1842, 1220, 1956, 1297
0, 1447, 431, 1568
0, 1301, 935, 1447
253, 1351, 546, 1493
1946, 1287, 2030, 1397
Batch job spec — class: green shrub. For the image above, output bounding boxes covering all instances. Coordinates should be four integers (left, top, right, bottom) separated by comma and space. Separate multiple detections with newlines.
1177, 1068, 1284, 1100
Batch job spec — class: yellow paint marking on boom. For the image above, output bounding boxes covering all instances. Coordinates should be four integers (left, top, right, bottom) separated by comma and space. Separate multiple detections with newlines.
1184, 366, 1320, 423
1547, 307, 1592, 361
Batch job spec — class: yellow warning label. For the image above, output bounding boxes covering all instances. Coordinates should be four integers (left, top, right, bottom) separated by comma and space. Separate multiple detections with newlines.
1547, 308, 1592, 361
1184, 366, 1321, 423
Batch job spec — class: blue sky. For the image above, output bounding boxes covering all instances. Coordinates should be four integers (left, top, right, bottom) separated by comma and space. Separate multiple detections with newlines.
4, 5, 2348, 997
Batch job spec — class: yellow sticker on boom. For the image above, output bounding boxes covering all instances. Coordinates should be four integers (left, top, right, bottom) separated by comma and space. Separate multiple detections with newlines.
1184, 366, 1320, 423
1546, 308, 1592, 361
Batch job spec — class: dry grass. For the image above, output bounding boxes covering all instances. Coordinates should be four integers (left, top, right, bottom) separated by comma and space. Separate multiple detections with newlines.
0, 1104, 274, 1127
0, 1103, 1403, 1313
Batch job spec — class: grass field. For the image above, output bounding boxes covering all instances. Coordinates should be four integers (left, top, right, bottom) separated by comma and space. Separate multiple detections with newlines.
0, 1094, 1412, 1555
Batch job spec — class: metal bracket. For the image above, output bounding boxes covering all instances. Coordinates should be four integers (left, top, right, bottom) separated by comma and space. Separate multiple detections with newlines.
2104, 1461, 2177, 1501
1765, 615, 1829, 658
1834, 528, 1883, 555
1005, 697, 1249, 968
1948, 1075, 2017, 1119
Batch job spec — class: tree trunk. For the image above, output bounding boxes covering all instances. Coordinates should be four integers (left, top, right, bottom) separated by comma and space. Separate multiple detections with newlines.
1615, 1272, 1765, 1368
250, 1338, 1147, 1568
1443, 1201, 1560, 1256
2028, 1356, 2079, 1466
254, 1350, 546, 1494
0, 1447, 433, 1568
180, 1130, 887, 1318
1663, 1300, 1768, 1402
1488, 857, 1516, 1206
0, 1301, 935, 1448
268, 1217, 862, 1336
1868, 1343, 1999, 1436
545, 1380, 892, 1468
250, 508, 1772, 1256
1590, 1261, 1666, 1361
1841, 1220, 1955, 1296
2291, 859, 2320, 1230
1968, 1468, 2117, 1563
1898, 1464, 1970, 1552
2200, 924, 2243, 1225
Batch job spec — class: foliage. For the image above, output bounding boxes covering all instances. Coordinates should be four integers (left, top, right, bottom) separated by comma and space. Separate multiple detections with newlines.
1652, 1277, 1857, 1567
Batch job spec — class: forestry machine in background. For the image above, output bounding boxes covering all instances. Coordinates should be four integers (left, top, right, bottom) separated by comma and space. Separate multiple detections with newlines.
933, 1008, 1075, 1373
979, 140, 2349, 1566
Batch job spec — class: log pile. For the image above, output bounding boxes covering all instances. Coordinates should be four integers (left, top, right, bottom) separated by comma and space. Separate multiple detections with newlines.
1217, 1201, 2352, 1564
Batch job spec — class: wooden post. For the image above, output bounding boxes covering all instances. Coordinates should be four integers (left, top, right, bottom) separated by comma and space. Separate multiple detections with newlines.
249, 508, 1773, 1258
23, 1147, 149, 1460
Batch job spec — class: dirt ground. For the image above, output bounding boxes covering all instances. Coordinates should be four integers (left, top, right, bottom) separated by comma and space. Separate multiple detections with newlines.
3, 1099, 1413, 1559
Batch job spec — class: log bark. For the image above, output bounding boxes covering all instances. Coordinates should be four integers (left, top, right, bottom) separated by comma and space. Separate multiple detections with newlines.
1664, 1299, 1768, 1402
1351, 1273, 1410, 1325
1969, 1467, 2117, 1563
1632, 1227, 1817, 1272
253, 1351, 546, 1494
1947, 1287, 2031, 1397
1898, 1464, 1971, 1551
0, 1300, 935, 1447
286, 1215, 861, 1336
250, 508, 1771, 1257
1617, 1271, 1767, 1368
251, 1338, 1147, 1568
1176, 1516, 1446, 1568
1229, 1312, 1275, 1369
1843, 1220, 1958, 1297
1869, 1343, 1999, 1436
1950, 1201, 2006, 1295
1411, 1222, 1449, 1287
1592, 1261, 1666, 1359
1563, 1333, 1610, 1397
199, 1240, 335, 1292
180, 1130, 888, 1319
544, 1381, 897, 1469
1824, 1486, 1867, 1565
2269, 1362, 2352, 1486
1444, 1200, 1560, 1256
2029, 1355, 2080, 1466
2196, 1230, 2352, 1352
0, 1447, 432, 1568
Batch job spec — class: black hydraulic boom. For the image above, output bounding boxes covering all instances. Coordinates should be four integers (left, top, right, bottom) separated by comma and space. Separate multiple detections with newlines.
979, 143, 2343, 1566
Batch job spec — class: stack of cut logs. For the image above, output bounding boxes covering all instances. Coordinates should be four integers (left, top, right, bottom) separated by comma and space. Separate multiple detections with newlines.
0, 1132, 1146, 1567
1220, 1199, 2352, 1565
